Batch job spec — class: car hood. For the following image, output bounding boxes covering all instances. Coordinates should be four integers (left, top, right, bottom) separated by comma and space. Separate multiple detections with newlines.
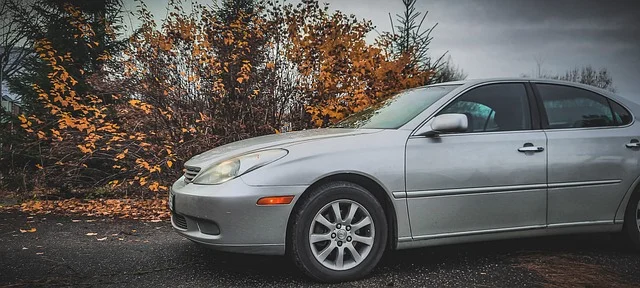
184, 128, 381, 168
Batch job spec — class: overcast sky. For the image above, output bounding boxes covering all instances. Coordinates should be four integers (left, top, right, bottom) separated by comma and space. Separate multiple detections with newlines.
125, 0, 640, 97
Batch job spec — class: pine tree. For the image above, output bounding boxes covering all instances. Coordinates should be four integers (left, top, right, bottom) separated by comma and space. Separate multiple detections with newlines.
2, 0, 124, 191
387, 0, 465, 83
9, 0, 124, 114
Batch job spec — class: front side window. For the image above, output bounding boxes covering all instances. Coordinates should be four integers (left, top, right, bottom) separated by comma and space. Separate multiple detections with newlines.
438, 83, 531, 133
536, 84, 618, 129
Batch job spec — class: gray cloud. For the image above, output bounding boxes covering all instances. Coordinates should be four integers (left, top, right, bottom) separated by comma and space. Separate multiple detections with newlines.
324, 0, 640, 96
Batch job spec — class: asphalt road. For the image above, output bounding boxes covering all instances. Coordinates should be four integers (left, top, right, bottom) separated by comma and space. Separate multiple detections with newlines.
1, 212, 640, 287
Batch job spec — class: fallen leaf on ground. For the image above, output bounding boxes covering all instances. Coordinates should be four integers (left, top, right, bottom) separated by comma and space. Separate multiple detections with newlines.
86, 232, 97, 236
96, 237, 107, 241
150, 219, 162, 223
72, 219, 81, 223
36, 252, 44, 255
22, 247, 28, 250
85, 219, 96, 223
19, 228, 37, 233
19, 199, 170, 221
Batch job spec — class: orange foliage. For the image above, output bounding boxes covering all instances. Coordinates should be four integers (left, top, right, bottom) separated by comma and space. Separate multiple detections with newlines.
285, 1, 432, 126
14, 0, 433, 197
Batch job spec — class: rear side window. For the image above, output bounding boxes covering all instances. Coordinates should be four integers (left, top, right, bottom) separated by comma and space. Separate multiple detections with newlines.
610, 100, 633, 125
536, 84, 619, 129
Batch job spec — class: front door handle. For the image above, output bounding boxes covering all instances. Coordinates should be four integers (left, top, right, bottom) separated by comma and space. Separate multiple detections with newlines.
518, 143, 544, 153
626, 139, 640, 148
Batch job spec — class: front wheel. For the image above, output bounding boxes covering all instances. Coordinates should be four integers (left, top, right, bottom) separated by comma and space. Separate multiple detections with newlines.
289, 182, 387, 282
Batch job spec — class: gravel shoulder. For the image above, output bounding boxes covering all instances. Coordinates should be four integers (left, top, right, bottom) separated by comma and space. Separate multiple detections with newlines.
1, 211, 639, 287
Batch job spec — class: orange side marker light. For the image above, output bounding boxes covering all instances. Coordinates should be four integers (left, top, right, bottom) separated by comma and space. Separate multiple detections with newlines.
257, 196, 294, 205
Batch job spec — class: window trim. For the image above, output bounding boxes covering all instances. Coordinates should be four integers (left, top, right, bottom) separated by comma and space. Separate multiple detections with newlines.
412, 81, 536, 136
525, 82, 542, 130
531, 83, 634, 131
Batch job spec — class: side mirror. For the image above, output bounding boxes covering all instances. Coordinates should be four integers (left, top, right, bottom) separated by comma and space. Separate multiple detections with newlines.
415, 113, 468, 137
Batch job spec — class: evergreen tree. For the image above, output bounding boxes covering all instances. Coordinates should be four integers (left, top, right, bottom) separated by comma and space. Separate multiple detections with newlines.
2, 0, 124, 191
8, 0, 124, 115
387, 0, 466, 83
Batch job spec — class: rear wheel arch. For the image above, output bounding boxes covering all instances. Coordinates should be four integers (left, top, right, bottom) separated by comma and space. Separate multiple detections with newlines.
615, 174, 640, 223
286, 173, 398, 254
621, 181, 640, 249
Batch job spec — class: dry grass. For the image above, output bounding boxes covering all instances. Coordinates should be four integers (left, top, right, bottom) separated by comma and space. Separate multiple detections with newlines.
517, 253, 634, 288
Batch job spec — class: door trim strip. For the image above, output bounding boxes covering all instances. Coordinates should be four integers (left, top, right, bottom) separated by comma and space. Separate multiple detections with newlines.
405, 179, 622, 199
547, 220, 613, 228
392, 192, 406, 199
410, 225, 547, 241
547, 179, 621, 188
406, 183, 547, 198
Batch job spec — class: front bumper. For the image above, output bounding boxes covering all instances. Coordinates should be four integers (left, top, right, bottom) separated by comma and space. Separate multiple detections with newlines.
170, 176, 307, 255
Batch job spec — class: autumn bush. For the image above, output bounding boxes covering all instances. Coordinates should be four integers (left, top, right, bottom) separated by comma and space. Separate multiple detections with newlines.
1, 0, 437, 200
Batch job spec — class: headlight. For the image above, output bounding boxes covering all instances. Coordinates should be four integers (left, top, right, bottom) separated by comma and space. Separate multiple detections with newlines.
192, 149, 288, 185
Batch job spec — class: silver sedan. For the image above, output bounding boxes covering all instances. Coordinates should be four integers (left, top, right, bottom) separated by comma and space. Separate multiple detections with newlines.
170, 78, 640, 282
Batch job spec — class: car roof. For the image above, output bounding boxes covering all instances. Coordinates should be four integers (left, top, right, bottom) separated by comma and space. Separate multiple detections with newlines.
434, 77, 594, 88
427, 77, 640, 113
431, 77, 620, 98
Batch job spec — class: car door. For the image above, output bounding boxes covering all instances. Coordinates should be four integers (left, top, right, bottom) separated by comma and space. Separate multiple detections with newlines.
405, 82, 548, 239
533, 83, 639, 225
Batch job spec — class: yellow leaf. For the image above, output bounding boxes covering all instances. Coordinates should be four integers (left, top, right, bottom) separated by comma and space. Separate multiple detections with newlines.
37, 131, 46, 139
236, 77, 244, 84
20, 228, 37, 233
266, 62, 275, 69
167, 160, 173, 168
115, 149, 128, 160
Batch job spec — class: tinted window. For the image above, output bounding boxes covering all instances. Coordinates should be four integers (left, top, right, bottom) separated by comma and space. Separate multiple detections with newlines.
439, 83, 531, 132
610, 100, 632, 126
537, 84, 614, 129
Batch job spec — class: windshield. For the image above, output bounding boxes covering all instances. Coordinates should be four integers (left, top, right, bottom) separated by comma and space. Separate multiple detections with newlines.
334, 85, 460, 129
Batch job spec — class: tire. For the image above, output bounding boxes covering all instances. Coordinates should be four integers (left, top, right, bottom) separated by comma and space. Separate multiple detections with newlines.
623, 190, 640, 250
289, 181, 388, 283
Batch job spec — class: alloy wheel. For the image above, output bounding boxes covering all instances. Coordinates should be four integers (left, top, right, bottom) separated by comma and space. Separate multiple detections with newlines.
309, 199, 375, 271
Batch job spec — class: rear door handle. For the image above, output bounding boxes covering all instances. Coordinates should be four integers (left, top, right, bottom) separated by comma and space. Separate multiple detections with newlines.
518, 143, 544, 153
626, 139, 640, 148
